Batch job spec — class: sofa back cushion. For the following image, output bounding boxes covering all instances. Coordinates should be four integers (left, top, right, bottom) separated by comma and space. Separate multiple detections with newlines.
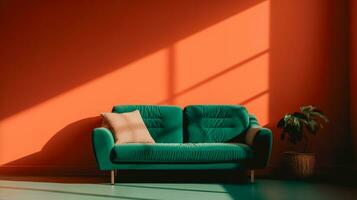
184, 105, 250, 143
112, 105, 183, 143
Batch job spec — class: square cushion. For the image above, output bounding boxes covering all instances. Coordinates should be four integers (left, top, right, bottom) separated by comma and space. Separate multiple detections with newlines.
112, 105, 183, 143
184, 105, 250, 143
101, 110, 155, 144
111, 143, 253, 163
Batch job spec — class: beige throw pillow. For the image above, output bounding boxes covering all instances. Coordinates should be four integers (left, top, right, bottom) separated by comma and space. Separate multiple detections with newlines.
101, 110, 155, 144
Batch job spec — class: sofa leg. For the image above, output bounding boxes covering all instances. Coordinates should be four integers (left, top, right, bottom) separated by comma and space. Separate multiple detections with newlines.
250, 170, 255, 183
111, 170, 115, 185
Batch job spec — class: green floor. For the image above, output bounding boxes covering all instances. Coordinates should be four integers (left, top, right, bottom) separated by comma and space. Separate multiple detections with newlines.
0, 178, 356, 200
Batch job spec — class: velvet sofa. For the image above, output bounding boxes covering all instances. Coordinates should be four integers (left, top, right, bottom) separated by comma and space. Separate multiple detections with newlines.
92, 105, 272, 184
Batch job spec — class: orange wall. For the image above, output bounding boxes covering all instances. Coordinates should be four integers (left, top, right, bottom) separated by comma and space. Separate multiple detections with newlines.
351, 0, 357, 167
269, 0, 351, 170
0, 0, 351, 175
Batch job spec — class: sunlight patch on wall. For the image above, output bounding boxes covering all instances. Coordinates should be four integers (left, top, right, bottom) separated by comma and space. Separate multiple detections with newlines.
175, 1, 270, 92
173, 52, 269, 105
242, 91, 269, 126
0, 0, 271, 165
171, 0, 270, 124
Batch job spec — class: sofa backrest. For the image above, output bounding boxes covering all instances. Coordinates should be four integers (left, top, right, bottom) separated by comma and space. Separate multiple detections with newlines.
112, 105, 183, 143
184, 105, 250, 143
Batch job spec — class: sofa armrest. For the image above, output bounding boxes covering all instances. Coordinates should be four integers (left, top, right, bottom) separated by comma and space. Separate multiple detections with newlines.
92, 127, 115, 170
245, 126, 273, 169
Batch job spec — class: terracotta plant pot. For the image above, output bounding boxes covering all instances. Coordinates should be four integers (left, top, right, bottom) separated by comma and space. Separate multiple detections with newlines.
283, 151, 316, 178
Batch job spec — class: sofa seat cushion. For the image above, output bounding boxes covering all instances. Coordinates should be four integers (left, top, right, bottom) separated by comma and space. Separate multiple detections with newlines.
111, 143, 253, 163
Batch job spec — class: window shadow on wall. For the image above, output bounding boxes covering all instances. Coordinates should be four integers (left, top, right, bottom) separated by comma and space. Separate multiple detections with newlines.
0, 0, 264, 120
0, 0, 267, 177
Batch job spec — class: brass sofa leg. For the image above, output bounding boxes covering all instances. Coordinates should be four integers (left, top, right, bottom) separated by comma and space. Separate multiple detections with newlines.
111, 170, 115, 185
250, 170, 255, 183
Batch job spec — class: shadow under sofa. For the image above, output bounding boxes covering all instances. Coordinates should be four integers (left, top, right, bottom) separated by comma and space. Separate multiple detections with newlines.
92, 105, 272, 184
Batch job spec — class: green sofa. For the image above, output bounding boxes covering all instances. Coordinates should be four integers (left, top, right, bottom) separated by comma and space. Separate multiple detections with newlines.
92, 105, 272, 184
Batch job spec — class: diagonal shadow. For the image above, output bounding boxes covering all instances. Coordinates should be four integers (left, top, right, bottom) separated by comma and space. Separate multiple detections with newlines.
240, 90, 269, 105
117, 184, 227, 194
0, 1, 269, 174
0, 0, 266, 120
158, 49, 269, 104
0, 185, 159, 200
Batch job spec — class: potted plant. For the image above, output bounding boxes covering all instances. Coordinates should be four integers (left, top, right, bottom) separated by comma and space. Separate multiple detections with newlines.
277, 105, 328, 178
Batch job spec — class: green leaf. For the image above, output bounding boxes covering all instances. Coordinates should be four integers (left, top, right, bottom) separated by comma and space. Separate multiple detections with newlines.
278, 105, 328, 145
310, 111, 329, 122
277, 118, 285, 128
292, 112, 307, 120
300, 105, 314, 113
306, 120, 319, 134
